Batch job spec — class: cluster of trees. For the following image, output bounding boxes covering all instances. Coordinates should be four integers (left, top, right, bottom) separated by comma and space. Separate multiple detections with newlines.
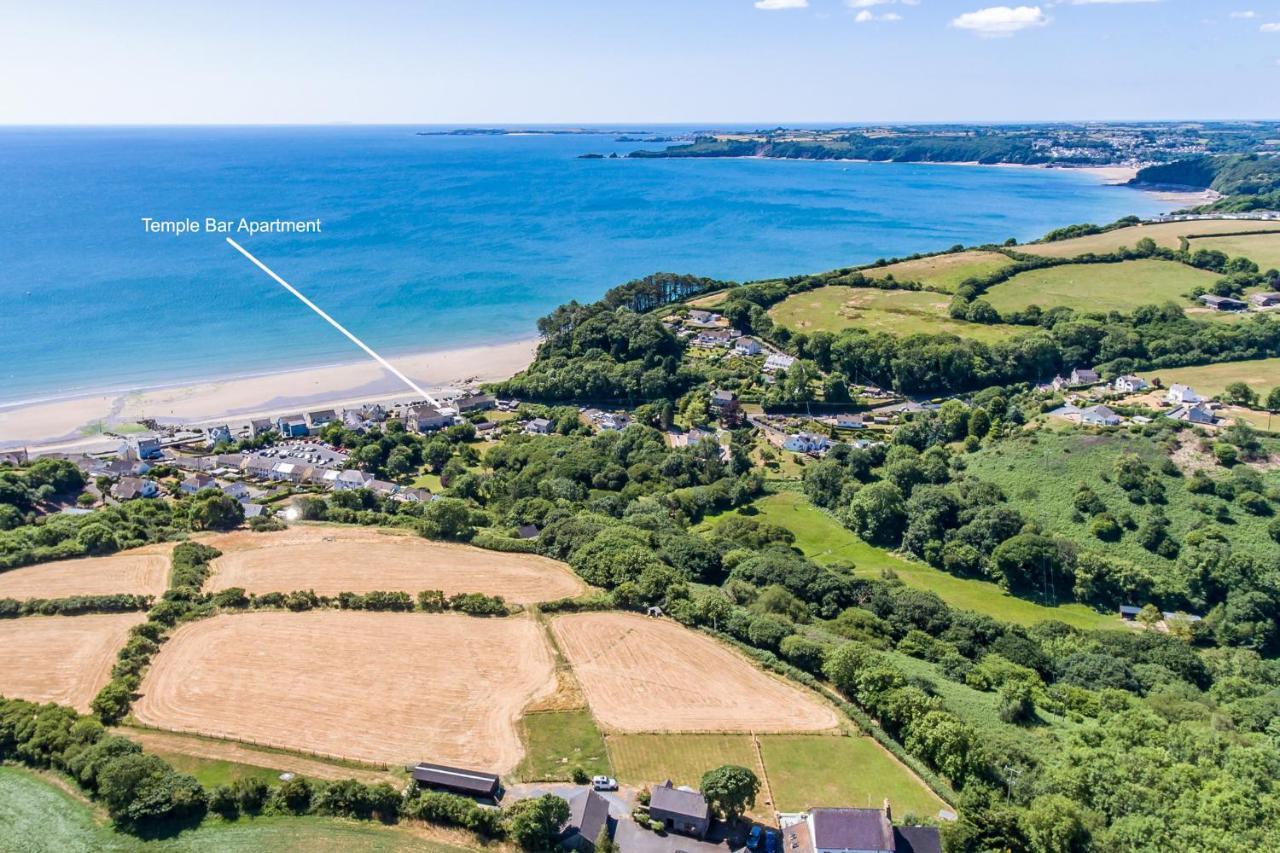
0, 697, 206, 833
0, 458, 86, 529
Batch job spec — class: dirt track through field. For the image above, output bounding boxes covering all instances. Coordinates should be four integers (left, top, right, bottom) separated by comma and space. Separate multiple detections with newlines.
0, 547, 170, 599
200, 526, 585, 602
0, 613, 145, 712
552, 612, 839, 734
133, 611, 556, 770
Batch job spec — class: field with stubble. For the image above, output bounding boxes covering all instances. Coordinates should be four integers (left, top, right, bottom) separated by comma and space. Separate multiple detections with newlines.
133, 611, 556, 770
551, 612, 839, 734
0, 613, 145, 712
201, 526, 585, 602
0, 547, 170, 599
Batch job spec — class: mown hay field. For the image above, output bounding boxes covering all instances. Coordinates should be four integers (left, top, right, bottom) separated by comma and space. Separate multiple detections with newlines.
862, 250, 1014, 292
201, 526, 585, 603
1017, 220, 1280, 258
0, 613, 145, 712
0, 548, 170, 599
134, 611, 555, 770
551, 612, 839, 734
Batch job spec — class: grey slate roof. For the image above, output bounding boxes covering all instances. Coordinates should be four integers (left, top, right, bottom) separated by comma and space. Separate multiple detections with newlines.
810, 807, 894, 852
564, 789, 610, 845
649, 781, 709, 820
894, 826, 942, 853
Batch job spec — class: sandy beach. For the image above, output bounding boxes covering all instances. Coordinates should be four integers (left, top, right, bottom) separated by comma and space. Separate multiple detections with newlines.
0, 338, 538, 450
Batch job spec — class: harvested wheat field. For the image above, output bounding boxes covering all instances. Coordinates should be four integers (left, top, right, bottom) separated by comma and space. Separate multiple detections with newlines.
0, 547, 170, 600
200, 526, 585, 603
552, 612, 839, 734
0, 613, 145, 712
133, 611, 555, 769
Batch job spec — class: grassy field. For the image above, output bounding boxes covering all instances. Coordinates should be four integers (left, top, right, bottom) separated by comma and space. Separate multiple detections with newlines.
515, 709, 612, 782
0, 766, 471, 853
769, 286, 1017, 341
1187, 232, 1280, 272
1146, 357, 1280, 399
861, 251, 1014, 292
605, 733, 762, 789
965, 428, 1280, 573
700, 491, 1117, 630
758, 734, 945, 818
1016, 220, 1280, 258
143, 751, 285, 790
983, 259, 1218, 315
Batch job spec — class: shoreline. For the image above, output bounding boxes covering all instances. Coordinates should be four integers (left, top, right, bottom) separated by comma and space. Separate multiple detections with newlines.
0, 338, 539, 452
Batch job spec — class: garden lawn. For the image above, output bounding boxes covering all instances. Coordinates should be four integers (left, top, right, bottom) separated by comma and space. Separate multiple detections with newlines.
515, 709, 612, 782
758, 734, 945, 818
861, 251, 1014, 292
768, 286, 1016, 342
982, 260, 1217, 315
605, 733, 762, 790
700, 491, 1117, 631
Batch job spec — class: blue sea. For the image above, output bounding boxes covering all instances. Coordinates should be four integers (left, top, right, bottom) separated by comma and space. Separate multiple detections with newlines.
0, 126, 1171, 406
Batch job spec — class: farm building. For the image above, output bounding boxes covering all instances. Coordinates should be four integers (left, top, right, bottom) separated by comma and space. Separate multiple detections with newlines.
1198, 294, 1248, 312
780, 805, 941, 853
1250, 292, 1280, 308
407, 762, 500, 799
560, 789, 613, 852
649, 780, 711, 838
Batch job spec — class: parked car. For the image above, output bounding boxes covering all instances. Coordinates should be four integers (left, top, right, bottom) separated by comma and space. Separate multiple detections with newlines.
592, 775, 618, 791
747, 825, 763, 851
764, 829, 778, 853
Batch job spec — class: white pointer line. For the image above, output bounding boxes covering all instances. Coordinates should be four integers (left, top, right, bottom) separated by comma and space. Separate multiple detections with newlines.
225, 237, 438, 406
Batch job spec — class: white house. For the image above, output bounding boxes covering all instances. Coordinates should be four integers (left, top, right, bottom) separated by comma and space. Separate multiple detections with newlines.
1112, 375, 1148, 394
1165, 384, 1203, 405
525, 417, 553, 435
179, 473, 215, 495
733, 337, 763, 356
764, 353, 797, 373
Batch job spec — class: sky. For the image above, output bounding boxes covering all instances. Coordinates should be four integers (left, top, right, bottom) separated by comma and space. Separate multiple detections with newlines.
1, 1, 1278, 124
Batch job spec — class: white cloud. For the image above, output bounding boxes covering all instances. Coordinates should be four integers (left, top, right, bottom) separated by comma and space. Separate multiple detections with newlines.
754, 0, 808, 9
1263, 22, 1280, 31
1229, 10, 1256, 18
846, 0, 918, 7
952, 6, 1049, 36
855, 9, 902, 22
1062, 0, 1159, 5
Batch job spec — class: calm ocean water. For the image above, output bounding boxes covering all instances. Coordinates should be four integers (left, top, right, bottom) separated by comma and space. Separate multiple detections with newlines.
0, 126, 1169, 405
